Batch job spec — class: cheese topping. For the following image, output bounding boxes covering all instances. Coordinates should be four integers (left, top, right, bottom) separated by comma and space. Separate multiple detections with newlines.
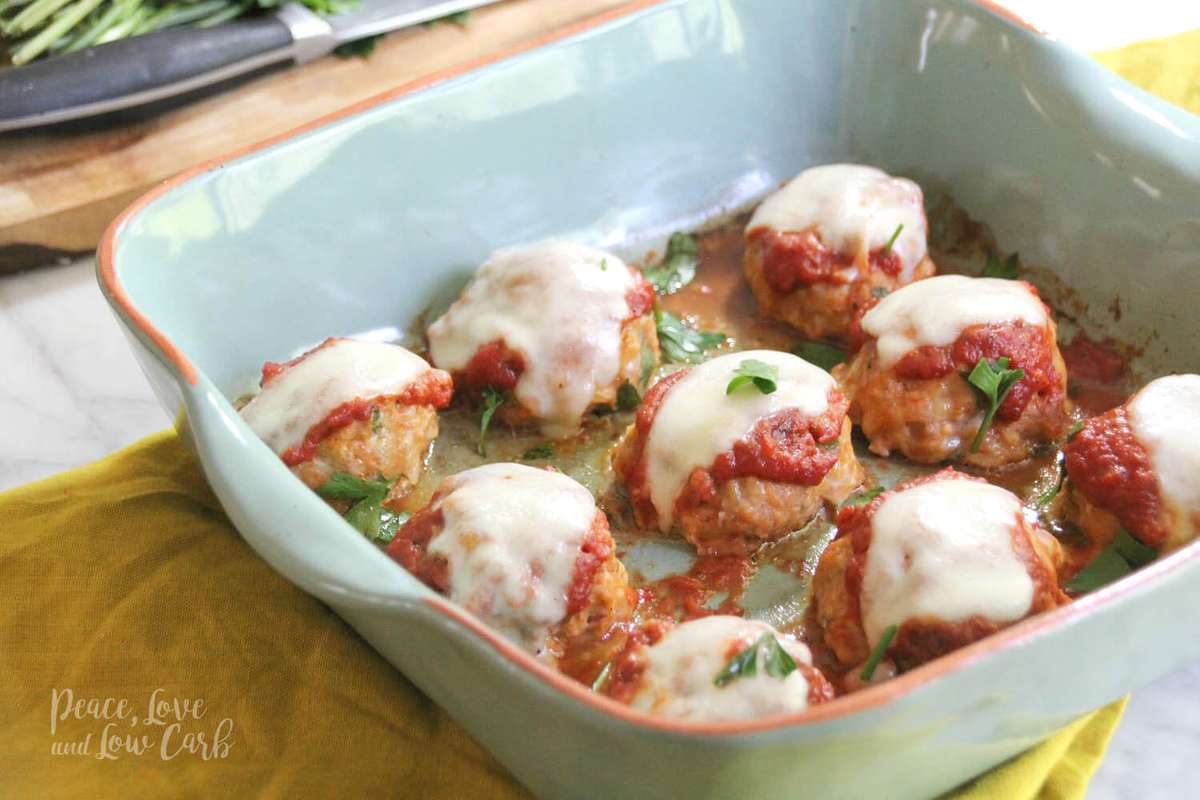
426, 463, 597, 656
861, 478, 1034, 647
747, 164, 929, 280
240, 339, 432, 455
1127, 374, 1200, 550
861, 275, 1048, 369
630, 616, 814, 722
643, 350, 834, 530
427, 241, 641, 438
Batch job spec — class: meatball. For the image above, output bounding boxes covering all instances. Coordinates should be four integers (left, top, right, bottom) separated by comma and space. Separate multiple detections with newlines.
606, 616, 833, 722
813, 470, 1067, 673
386, 463, 633, 677
743, 164, 937, 340
834, 275, 1072, 467
427, 241, 659, 438
613, 349, 865, 555
239, 338, 453, 503
1063, 374, 1200, 554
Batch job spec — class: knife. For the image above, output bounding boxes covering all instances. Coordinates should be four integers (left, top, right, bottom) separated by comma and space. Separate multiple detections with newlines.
0, 0, 499, 132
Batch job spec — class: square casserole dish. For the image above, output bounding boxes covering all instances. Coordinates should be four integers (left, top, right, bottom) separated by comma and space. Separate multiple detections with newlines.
99, 0, 1200, 797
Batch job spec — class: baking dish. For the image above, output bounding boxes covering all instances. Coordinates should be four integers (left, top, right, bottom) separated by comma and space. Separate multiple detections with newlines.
98, 0, 1200, 796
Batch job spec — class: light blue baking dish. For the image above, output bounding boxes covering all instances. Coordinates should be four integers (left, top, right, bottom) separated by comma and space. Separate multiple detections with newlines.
98, 0, 1200, 796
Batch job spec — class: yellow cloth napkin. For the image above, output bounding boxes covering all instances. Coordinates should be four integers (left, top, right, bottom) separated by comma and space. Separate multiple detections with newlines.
0, 433, 1127, 799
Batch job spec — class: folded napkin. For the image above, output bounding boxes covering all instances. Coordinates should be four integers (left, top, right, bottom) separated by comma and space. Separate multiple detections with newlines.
0, 432, 1125, 798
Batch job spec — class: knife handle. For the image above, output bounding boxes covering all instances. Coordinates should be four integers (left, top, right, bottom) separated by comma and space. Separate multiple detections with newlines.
0, 16, 300, 133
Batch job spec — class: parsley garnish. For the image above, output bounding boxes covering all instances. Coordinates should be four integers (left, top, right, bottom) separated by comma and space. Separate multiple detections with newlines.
617, 381, 641, 411
316, 472, 409, 543
726, 359, 780, 396
521, 442, 555, 461
843, 486, 885, 508
713, 633, 797, 687
881, 223, 904, 255
792, 340, 846, 372
655, 305, 726, 364
478, 387, 504, 457
1067, 531, 1157, 594
600, 258, 608, 272
591, 662, 612, 692
860, 624, 898, 682
642, 232, 700, 295
1066, 420, 1085, 440
982, 250, 1019, 279
966, 357, 1025, 452
370, 406, 383, 435
639, 346, 656, 388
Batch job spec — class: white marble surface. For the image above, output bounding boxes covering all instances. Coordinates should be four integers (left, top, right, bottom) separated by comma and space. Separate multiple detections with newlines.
3, 256, 1199, 796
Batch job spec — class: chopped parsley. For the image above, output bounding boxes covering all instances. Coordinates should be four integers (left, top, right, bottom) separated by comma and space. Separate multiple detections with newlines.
881, 223, 904, 255
478, 387, 504, 457
370, 405, 383, 435
1066, 420, 1085, 440
843, 486, 885, 508
600, 258, 608, 272
726, 359, 780, 396
642, 232, 700, 295
617, 381, 641, 411
966, 356, 1025, 452
316, 472, 409, 543
1066, 531, 1157, 594
521, 442, 555, 461
982, 250, 1020, 279
713, 633, 797, 687
1035, 452, 1066, 510
639, 345, 656, 388
792, 340, 846, 372
859, 624, 898, 682
655, 305, 726, 364
591, 662, 612, 692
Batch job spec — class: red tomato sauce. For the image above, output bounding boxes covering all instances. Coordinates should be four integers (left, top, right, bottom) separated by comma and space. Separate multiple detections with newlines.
566, 515, 616, 616
1061, 332, 1130, 414
386, 505, 450, 591
748, 227, 901, 293
1063, 407, 1166, 549
638, 554, 754, 621
461, 338, 526, 394
260, 337, 340, 384
893, 321, 1063, 421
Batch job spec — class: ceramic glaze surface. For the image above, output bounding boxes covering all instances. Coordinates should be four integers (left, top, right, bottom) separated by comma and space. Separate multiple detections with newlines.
101, 1, 1200, 798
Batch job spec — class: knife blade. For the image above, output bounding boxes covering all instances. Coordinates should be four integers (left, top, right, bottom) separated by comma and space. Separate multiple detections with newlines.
0, 0, 500, 133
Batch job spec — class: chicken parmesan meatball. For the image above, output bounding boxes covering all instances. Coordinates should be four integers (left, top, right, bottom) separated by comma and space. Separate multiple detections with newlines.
1063, 374, 1200, 554
613, 350, 865, 555
834, 275, 1071, 467
427, 241, 658, 438
813, 470, 1066, 673
743, 164, 937, 340
386, 463, 633, 676
606, 616, 833, 722
239, 338, 453, 502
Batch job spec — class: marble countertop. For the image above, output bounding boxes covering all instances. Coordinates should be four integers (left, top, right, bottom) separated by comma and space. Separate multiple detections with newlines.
3, 256, 1197, 797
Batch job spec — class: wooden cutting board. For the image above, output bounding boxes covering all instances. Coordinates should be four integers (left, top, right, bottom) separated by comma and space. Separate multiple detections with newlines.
0, 0, 632, 273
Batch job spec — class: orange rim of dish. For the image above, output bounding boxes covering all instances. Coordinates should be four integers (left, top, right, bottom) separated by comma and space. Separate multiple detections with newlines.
97, 0, 1164, 737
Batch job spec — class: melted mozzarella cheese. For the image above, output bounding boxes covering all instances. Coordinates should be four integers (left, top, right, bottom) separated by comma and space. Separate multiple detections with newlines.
1127, 374, 1200, 550
747, 164, 929, 280
861, 478, 1034, 647
630, 616, 814, 722
426, 463, 597, 656
861, 275, 1048, 369
427, 241, 640, 438
239, 339, 432, 455
643, 350, 834, 530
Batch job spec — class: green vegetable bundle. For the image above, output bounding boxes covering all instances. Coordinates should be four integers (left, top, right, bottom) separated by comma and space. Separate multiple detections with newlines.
0, 0, 353, 65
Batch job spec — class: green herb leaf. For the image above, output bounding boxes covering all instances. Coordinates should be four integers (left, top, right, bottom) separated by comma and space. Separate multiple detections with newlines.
591, 662, 612, 692
966, 357, 1025, 452
521, 442, 555, 461
1036, 453, 1066, 510
1067, 531, 1157, 594
881, 223, 904, 255
599, 258, 608, 271
334, 34, 381, 59
316, 472, 391, 502
478, 387, 504, 457
1066, 420, 1085, 440
819, 439, 840, 450
370, 405, 383, 435
639, 345, 656, 388
726, 359, 780, 396
843, 486, 885, 508
655, 305, 726, 364
982, 250, 1020, 279
792, 340, 846, 372
713, 633, 796, 687
642, 232, 700, 295
617, 381, 641, 411
859, 624, 898, 682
